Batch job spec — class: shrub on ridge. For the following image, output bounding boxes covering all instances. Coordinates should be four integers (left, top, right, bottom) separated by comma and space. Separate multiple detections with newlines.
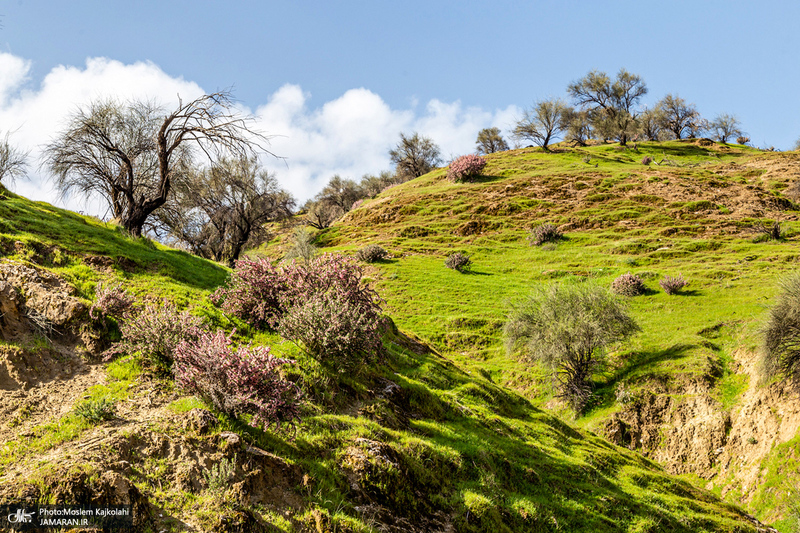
447, 154, 486, 182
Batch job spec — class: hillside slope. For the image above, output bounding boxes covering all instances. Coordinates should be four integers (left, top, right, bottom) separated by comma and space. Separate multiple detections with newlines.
0, 186, 777, 531
285, 139, 800, 530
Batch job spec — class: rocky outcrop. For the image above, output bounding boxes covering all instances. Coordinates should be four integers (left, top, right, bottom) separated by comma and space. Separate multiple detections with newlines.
604, 348, 800, 522
0, 260, 86, 341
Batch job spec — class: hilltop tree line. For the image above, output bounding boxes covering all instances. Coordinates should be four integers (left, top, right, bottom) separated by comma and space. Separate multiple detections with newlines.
511, 68, 748, 150
0, 68, 796, 266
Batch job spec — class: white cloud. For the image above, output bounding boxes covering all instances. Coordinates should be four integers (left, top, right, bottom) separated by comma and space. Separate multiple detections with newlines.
0, 54, 204, 214
255, 84, 519, 202
0, 52, 518, 215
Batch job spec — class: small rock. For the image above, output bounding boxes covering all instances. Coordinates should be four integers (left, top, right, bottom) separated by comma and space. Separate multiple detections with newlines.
218, 431, 241, 449
184, 408, 216, 435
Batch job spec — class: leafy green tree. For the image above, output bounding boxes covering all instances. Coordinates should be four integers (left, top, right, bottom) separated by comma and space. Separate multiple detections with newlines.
512, 99, 569, 151
389, 132, 442, 179
475, 127, 509, 154
567, 69, 647, 146
504, 283, 639, 412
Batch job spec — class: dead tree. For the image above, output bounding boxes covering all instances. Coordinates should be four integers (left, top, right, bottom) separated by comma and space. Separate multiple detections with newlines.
44, 91, 270, 237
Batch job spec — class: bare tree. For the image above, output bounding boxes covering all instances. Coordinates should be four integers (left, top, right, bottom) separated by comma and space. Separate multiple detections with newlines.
162, 156, 294, 266
475, 127, 509, 154
0, 131, 29, 185
656, 94, 703, 139
568, 69, 647, 146
44, 91, 269, 237
389, 132, 441, 179
709, 113, 743, 143
512, 99, 569, 151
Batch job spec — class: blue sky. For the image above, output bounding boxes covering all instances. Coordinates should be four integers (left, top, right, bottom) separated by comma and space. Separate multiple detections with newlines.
1, 1, 798, 214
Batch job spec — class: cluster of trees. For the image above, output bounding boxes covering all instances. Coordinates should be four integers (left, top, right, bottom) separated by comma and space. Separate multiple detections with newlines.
0, 91, 448, 262
303, 132, 443, 229
510, 69, 746, 150
0, 69, 786, 270
34, 92, 295, 266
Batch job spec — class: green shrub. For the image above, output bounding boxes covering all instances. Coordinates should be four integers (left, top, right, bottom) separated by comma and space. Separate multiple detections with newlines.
74, 397, 116, 423
762, 273, 800, 382
204, 455, 237, 494
529, 223, 563, 246
504, 283, 639, 412
611, 273, 646, 297
445, 252, 472, 273
356, 244, 390, 263
284, 226, 317, 262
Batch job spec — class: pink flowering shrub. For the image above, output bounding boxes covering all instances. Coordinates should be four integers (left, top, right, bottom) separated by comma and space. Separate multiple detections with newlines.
447, 154, 487, 182
103, 301, 204, 373
89, 282, 134, 320
174, 329, 302, 431
659, 274, 688, 295
210, 258, 288, 329
278, 290, 382, 367
611, 273, 646, 297
212, 254, 384, 365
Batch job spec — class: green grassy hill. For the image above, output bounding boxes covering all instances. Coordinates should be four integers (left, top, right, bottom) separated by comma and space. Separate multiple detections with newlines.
0, 162, 780, 532
264, 139, 800, 530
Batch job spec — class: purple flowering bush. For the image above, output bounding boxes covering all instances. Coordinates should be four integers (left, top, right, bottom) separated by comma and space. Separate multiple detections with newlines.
103, 301, 204, 373
212, 254, 384, 365
659, 274, 688, 295
447, 154, 487, 182
210, 258, 288, 329
174, 329, 302, 431
89, 282, 134, 321
611, 273, 646, 297
278, 289, 382, 368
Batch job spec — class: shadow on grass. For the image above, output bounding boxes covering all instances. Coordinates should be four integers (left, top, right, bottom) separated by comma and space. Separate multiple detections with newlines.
462, 270, 492, 276
585, 343, 697, 417
468, 174, 506, 184
670, 289, 702, 297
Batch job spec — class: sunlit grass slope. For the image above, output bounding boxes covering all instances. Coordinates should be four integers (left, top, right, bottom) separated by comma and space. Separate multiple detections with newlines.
316, 140, 799, 412
0, 174, 773, 531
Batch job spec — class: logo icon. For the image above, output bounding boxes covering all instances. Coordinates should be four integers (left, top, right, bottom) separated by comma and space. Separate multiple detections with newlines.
7, 509, 34, 523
